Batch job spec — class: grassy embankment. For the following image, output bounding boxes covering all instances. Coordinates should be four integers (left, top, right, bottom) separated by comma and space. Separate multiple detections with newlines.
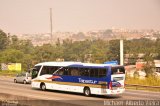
0, 70, 21, 77
125, 76, 160, 92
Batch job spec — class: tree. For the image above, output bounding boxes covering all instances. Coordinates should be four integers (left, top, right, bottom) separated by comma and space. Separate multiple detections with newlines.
8, 35, 34, 54
143, 53, 155, 77
19, 40, 34, 54
73, 32, 85, 39
155, 38, 160, 59
0, 49, 24, 63
56, 38, 61, 47
90, 39, 109, 63
103, 29, 112, 37
0, 29, 9, 50
144, 63, 154, 77
107, 39, 120, 63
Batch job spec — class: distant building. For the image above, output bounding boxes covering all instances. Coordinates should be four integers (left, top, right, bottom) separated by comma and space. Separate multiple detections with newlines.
154, 60, 160, 73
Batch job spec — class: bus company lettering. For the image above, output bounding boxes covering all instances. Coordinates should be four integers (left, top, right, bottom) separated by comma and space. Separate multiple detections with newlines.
78, 78, 97, 84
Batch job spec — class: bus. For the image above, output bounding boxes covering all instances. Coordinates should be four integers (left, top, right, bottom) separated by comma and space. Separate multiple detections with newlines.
31, 62, 125, 96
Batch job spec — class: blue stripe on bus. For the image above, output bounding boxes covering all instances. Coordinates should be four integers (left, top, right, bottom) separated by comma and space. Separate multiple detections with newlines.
49, 75, 110, 85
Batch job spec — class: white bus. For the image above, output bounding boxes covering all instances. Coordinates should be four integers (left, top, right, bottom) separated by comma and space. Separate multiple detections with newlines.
31, 62, 125, 96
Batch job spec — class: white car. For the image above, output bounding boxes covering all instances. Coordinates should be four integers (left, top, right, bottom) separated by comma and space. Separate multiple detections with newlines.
14, 72, 31, 84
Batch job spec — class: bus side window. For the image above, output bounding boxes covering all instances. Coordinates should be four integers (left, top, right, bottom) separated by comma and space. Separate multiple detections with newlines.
80, 68, 90, 77
57, 69, 63, 75
70, 68, 79, 76
95, 69, 99, 77
40, 66, 50, 75
90, 68, 94, 77
90, 68, 98, 78
50, 66, 59, 74
57, 69, 64, 75
63, 68, 70, 75
98, 68, 107, 78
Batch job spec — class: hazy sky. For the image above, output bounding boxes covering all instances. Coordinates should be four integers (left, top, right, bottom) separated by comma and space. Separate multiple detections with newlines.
0, 0, 160, 34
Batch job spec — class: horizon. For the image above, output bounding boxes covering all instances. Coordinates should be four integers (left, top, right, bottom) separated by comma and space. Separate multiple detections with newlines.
11, 28, 160, 35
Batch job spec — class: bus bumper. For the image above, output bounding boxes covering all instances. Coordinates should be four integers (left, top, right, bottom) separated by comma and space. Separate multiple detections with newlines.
101, 88, 125, 95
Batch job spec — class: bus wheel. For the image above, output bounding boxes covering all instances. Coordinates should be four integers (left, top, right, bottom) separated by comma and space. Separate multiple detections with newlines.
40, 83, 46, 91
84, 87, 91, 96
14, 79, 17, 83
23, 80, 27, 84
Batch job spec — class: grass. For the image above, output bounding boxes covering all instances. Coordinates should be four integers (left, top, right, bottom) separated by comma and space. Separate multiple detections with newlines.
0, 70, 21, 77
125, 76, 160, 92
126, 75, 160, 86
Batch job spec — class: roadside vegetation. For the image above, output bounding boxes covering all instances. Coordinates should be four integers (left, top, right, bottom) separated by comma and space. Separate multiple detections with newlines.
125, 76, 160, 92
0, 70, 19, 77
126, 75, 160, 86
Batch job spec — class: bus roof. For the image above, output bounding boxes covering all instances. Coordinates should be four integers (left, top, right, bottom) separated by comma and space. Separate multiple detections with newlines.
35, 61, 122, 68
35, 62, 82, 67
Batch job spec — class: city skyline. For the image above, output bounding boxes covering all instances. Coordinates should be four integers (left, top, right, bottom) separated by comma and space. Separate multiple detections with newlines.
0, 0, 160, 34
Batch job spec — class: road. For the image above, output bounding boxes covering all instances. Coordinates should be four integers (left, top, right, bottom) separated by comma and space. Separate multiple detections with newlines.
0, 76, 160, 106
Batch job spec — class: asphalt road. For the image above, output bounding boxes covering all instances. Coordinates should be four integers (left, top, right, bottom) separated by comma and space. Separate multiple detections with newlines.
0, 76, 160, 106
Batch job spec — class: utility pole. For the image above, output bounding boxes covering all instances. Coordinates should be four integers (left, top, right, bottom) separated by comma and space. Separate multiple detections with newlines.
120, 39, 124, 65
50, 8, 53, 44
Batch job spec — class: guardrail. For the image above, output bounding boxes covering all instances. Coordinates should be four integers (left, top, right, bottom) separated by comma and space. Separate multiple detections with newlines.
125, 84, 160, 91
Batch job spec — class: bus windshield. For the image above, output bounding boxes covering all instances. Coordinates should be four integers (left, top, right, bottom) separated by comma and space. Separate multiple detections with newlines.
32, 66, 41, 79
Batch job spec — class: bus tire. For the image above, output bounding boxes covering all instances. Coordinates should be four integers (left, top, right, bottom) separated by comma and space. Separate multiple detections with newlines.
14, 79, 17, 83
23, 80, 27, 84
40, 83, 46, 91
84, 87, 91, 96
